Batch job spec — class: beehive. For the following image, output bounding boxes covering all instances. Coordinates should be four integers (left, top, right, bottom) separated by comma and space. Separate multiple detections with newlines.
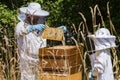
39, 45, 83, 75
38, 72, 82, 80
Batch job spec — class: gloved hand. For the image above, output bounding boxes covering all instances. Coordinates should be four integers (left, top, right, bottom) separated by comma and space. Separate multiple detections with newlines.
58, 25, 67, 33
28, 24, 45, 32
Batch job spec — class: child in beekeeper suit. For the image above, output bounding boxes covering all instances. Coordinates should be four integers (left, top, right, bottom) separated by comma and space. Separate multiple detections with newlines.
15, 2, 66, 80
88, 28, 116, 80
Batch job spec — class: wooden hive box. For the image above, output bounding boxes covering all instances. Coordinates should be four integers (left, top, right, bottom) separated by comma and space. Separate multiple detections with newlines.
39, 45, 83, 75
38, 72, 82, 80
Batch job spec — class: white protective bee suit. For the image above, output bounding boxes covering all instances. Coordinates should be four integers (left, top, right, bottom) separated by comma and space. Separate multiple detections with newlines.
15, 2, 49, 80
88, 28, 116, 80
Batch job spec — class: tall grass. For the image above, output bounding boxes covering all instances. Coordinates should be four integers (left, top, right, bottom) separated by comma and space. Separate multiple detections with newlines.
0, 2, 120, 80
71, 2, 120, 80
0, 18, 20, 80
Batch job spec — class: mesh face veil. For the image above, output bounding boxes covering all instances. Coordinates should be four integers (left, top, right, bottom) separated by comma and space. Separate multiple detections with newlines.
25, 14, 46, 25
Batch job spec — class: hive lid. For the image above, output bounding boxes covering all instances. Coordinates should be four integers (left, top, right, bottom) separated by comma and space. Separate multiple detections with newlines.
47, 45, 77, 49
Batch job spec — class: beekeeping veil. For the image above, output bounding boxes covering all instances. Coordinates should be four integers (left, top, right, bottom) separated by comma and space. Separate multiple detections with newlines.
18, 2, 49, 23
88, 28, 116, 51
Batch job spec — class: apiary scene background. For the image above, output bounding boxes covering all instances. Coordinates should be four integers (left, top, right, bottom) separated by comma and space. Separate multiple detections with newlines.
0, 0, 120, 80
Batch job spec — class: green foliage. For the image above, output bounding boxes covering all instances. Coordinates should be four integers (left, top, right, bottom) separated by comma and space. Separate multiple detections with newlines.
0, 3, 15, 27
109, 0, 120, 34
42, 0, 65, 26
0, 0, 120, 47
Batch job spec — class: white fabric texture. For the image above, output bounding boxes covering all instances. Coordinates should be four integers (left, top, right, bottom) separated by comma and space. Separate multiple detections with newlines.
88, 28, 116, 51
16, 21, 46, 80
17, 13, 26, 22
20, 2, 49, 16
92, 38, 116, 51
90, 50, 114, 80
88, 28, 115, 80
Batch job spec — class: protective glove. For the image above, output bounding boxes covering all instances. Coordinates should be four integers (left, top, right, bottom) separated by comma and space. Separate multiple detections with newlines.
28, 24, 45, 32
58, 25, 67, 33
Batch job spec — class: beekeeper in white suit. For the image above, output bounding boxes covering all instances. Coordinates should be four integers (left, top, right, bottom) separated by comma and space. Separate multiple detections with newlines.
16, 2, 66, 80
88, 28, 116, 80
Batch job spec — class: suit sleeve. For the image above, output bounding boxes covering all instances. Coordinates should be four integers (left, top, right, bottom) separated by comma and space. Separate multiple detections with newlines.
15, 22, 29, 37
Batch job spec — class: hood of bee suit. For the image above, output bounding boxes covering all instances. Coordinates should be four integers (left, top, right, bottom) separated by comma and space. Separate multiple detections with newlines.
88, 28, 116, 51
18, 2, 49, 21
